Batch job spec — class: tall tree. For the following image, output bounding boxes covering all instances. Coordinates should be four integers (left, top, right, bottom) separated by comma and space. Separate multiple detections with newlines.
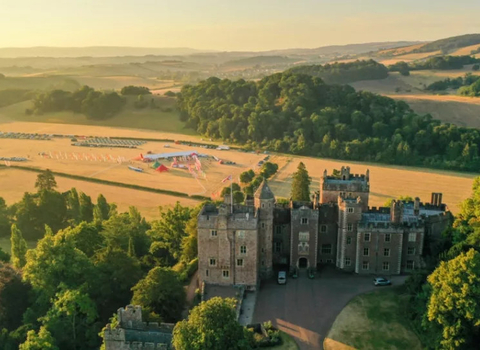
427, 249, 480, 349
0, 197, 11, 238
0, 264, 32, 331
173, 297, 250, 350
15, 192, 42, 240
19, 327, 58, 350
34, 170, 57, 192
41, 287, 99, 350
37, 189, 68, 234
79, 193, 94, 223
66, 188, 81, 223
290, 162, 311, 201
10, 224, 27, 269
96, 194, 110, 221
131, 267, 186, 323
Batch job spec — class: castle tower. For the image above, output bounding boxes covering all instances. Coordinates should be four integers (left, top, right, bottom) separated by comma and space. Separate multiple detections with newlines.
336, 195, 363, 271
254, 180, 275, 279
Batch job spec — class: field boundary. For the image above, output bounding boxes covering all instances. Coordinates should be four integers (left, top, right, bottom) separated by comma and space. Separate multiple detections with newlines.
0, 164, 210, 201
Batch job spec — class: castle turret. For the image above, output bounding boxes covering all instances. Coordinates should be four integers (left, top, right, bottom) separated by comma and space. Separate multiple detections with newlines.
414, 197, 420, 216
391, 200, 404, 224
254, 180, 275, 279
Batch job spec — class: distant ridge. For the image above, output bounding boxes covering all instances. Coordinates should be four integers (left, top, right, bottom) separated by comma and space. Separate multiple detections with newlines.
0, 42, 421, 59
0, 46, 212, 58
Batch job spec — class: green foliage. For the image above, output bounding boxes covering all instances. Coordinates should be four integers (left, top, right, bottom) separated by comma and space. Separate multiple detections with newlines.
178, 72, 480, 172
221, 183, 241, 197
473, 64, 480, 71
79, 192, 94, 223
120, 85, 151, 95
425, 73, 480, 92
164, 90, 176, 97
0, 264, 32, 331
459, 79, 480, 97
291, 162, 311, 201
383, 195, 413, 207
10, 224, 27, 269
260, 162, 279, 179
96, 194, 111, 221
41, 286, 99, 350
287, 59, 389, 84
134, 94, 148, 109
0, 197, 10, 238
390, 55, 480, 72
233, 191, 245, 204
131, 267, 186, 323
34, 170, 57, 192
19, 326, 58, 350
58, 222, 104, 258
427, 249, 480, 349
0, 89, 32, 108
239, 169, 255, 184
172, 297, 250, 350
31, 85, 126, 120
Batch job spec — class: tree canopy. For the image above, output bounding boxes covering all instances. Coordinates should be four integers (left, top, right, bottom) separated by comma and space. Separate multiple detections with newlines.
291, 162, 311, 201
120, 85, 151, 95
172, 297, 250, 350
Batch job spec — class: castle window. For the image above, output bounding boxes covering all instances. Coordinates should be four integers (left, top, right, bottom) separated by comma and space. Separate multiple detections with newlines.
407, 247, 415, 255
348, 223, 353, 232
262, 260, 265, 266
240, 246, 247, 254
299, 232, 309, 241
408, 233, 416, 242
384, 248, 390, 257
320, 225, 327, 233
275, 226, 282, 235
236, 259, 244, 267
406, 260, 415, 270
348, 192, 352, 197
206, 269, 209, 276
209, 258, 216, 266
382, 262, 390, 271
364, 233, 370, 242
321, 244, 332, 254
385, 233, 391, 242
262, 203, 265, 208
363, 248, 369, 256
222, 270, 230, 278
301, 217, 308, 225
362, 261, 369, 270
211, 230, 217, 237
347, 208, 354, 213
261, 223, 265, 229
345, 257, 351, 266
237, 230, 245, 238
347, 237, 352, 244
206, 215, 210, 221
343, 175, 346, 180
326, 259, 333, 263
274, 241, 282, 252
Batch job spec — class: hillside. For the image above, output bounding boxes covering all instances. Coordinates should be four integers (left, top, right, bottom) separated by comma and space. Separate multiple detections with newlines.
413, 34, 480, 54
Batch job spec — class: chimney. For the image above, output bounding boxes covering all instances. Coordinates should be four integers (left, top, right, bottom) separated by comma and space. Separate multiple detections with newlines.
431, 192, 443, 206
391, 200, 403, 224
414, 197, 420, 216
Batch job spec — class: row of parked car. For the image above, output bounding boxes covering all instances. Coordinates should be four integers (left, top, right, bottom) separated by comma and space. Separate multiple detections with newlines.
276, 270, 392, 286
0, 131, 51, 140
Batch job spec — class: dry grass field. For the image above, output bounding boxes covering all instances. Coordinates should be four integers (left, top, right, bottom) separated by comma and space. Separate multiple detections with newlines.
268, 155, 473, 213
0, 118, 475, 215
0, 168, 200, 220
450, 44, 480, 56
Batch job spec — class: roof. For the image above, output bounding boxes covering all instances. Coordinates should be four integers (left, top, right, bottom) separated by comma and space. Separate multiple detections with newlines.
254, 180, 275, 200
143, 150, 199, 160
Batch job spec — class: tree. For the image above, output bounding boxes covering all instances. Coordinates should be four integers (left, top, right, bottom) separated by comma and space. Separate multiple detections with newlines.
10, 224, 27, 269
383, 195, 414, 207
19, 327, 58, 350
0, 264, 32, 331
79, 192, 94, 223
23, 229, 94, 301
41, 287, 98, 350
473, 64, 479, 71
58, 222, 103, 258
239, 170, 255, 184
37, 189, 68, 234
290, 162, 311, 201
34, 170, 57, 192
0, 197, 11, 238
91, 248, 143, 321
66, 189, 81, 224
147, 202, 192, 264
131, 267, 186, 323
96, 194, 110, 221
172, 297, 250, 350
427, 249, 480, 349
15, 192, 42, 240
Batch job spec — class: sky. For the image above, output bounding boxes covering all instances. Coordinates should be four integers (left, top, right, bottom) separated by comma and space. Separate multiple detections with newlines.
1, 0, 480, 51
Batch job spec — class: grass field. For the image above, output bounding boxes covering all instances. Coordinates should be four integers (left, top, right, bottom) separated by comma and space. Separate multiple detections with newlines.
324, 287, 422, 350
0, 96, 195, 134
274, 332, 300, 350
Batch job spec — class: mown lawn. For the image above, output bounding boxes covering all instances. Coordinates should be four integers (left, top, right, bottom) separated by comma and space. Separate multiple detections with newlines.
0, 95, 195, 135
325, 286, 422, 350
274, 331, 299, 350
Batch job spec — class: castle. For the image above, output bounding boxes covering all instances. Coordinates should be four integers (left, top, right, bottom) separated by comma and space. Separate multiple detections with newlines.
103, 305, 174, 350
197, 166, 452, 289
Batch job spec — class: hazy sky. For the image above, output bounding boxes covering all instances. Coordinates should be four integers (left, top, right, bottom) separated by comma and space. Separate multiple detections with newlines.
1, 0, 480, 51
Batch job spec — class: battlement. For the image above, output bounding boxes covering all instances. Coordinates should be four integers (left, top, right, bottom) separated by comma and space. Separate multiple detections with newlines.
104, 306, 173, 350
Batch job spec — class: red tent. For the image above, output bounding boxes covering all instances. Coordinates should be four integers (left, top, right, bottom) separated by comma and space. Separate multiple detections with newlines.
155, 164, 169, 172
132, 153, 144, 161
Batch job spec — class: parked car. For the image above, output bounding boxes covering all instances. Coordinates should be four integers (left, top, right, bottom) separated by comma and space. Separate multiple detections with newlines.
373, 277, 391, 286
277, 271, 287, 285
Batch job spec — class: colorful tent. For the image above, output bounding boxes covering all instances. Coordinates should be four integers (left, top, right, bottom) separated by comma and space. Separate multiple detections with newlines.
132, 154, 144, 161
152, 160, 161, 169
155, 164, 169, 172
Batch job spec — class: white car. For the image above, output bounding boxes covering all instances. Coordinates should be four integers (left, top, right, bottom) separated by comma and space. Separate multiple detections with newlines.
277, 271, 287, 285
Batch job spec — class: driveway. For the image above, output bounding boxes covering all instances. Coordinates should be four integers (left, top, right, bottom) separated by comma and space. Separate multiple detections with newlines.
253, 266, 407, 350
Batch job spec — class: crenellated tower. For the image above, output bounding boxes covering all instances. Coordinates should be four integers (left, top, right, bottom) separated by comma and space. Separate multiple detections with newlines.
254, 180, 275, 279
